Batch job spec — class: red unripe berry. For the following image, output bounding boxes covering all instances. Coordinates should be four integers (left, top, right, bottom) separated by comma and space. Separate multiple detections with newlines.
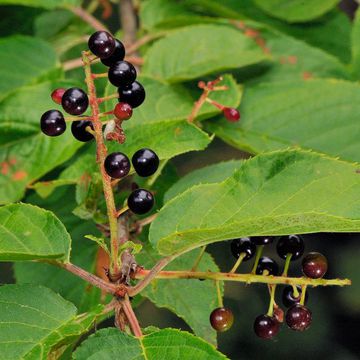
223, 107, 240, 122
302, 252, 328, 279
210, 307, 234, 332
114, 102, 133, 120
51, 88, 66, 105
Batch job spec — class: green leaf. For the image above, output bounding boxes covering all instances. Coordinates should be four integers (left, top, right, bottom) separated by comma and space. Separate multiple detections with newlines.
351, 9, 360, 80
149, 149, 360, 255
143, 24, 269, 83
34, 9, 73, 39
0, 203, 71, 261
0, 0, 80, 9
73, 328, 228, 359
206, 79, 360, 162
0, 284, 103, 360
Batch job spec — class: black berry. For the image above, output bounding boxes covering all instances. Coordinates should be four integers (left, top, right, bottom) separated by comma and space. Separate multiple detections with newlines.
88, 31, 115, 59
231, 237, 256, 261
114, 102, 132, 120
71, 120, 94, 142
132, 148, 159, 177
256, 257, 279, 276
251, 236, 275, 246
128, 189, 154, 214
62, 87, 89, 115
276, 235, 304, 260
101, 39, 125, 66
302, 252, 328, 279
286, 304, 312, 331
108, 61, 136, 87
51, 88, 66, 105
282, 285, 308, 308
254, 315, 280, 339
40, 110, 66, 136
223, 107, 240, 122
118, 81, 145, 108
104, 152, 130, 179
210, 307, 234, 332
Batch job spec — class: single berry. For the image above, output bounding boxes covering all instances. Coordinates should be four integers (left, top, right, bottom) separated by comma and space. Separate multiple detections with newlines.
118, 81, 145, 108
302, 252, 328, 279
40, 110, 66, 136
62, 87, 89, 115
108, 61, 137, 87
132, 148, 159, 177
104, 152, 130, 179
51, 88, 66, 105
71, 120, 94, 142
127, 189, 154, 214
251, 236, 275, 246
286, 304, 312, 331
114, 102, 133, 120
210, 307, 234, 332
223, 107, 240, 122
254, 315, 280, 339
101, 39, 125, 66
88, 31, 115, 58
256, 257, 279, 276
276, 234, 304, 260
231, 237, 256, 261
282, 285, 308, 308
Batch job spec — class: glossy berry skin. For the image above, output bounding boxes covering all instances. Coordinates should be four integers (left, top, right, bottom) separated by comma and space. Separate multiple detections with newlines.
256, 257, 279, 276
88, 31, 115, 58
108, 61, 136, 87
40, 110, 66, 136
51, 88, 66, 105
62, 88, 89, 115
127, 189, 154, 214
104, 152, 130, 179
286, 304, 312, 331
101, 39, 125, 66
254, 315, 280, 339
251, 236, 275, 246
302, 252, 328, 279
276, 234, 304, 260
231, 237, 256, 261
118, 81, 145, 108
210, 307, 234, 332
282, 285, 308, 308
223, 107, 240, 122
132, 148, 159, 177
114, 102, 132, 120
71, 120, 94, 142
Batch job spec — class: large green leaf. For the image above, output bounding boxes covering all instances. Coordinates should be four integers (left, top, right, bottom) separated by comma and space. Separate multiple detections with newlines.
351, 9, 360, 80
0, 203, 71, 261
207, 79, 360, 162
149, 150, 360, 255
0, 0, 80, 8
73, 328, 228, 359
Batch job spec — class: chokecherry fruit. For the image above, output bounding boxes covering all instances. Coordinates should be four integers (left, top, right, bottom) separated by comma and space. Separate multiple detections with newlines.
108, 60, 137, 87
71, 120, 94, 142
253, 314, 280, 339
210, 307, 234, 332
282, 285, 308, 308
114, 102, 133, 120
302, 252, 328, 279
40, 110, 66, 136
88, 31, 115, 58
276, 235, 304, 260
231, 237, 256, 261
256, 257, 279, 276
223, 107, 240, 122
251, 236, 275, 246
127, 189, 154, 214
118, 81, 145, 108
286, 304, 312, 331
104, 152, 130, 179
132, 148, 159, 177
51, 88, 66, 105
101, 39, 125, 66
61, 87, 89, 115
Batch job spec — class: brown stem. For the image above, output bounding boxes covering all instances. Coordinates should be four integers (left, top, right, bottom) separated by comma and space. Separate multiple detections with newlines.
130, 213, 157, 233
119, 0, 138, 46
126, 32, 166, 55
121, 295, 143, 337
69, 6, 110, 32
117, 213, 130, 245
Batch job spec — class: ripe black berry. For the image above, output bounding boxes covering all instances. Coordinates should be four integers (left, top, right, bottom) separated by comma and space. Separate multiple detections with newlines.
223, 107, 240, 122
254, 315, 280, 339
114, 102, 132, 120
210, 307, 234, 332
231, 237, 256, 261
118, 81, 145, 108
276, 235, 304, 260
302, 252, 328, 279
40, 110, 66, 136
51, 88, 66, 105
88, 31, 115, 59
62, 88, 89, 115
282, 285, 308, 308
256, 257, 279, 276
101, 39, 125, 66
251, 236, 275, 246
104, 152, 130, 179
108, 61, 136, 87
286, 304, 312, 331
71, 120, 94, 142
132, 148, 159, 177
127, 189, 154, 214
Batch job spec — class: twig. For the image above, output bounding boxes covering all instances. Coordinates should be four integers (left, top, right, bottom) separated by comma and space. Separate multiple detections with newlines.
121, 295, 143, 337
69, 6, 110, 32
119, 0, 138, 47
126, 32, 167, 55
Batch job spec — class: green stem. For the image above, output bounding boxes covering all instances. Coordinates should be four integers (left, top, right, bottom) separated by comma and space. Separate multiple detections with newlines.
292, 284, 300, 298
282, 253, 292, 276
216, 280, 223, 308
230, 252, 247, 273
267, 285, 276, 317
191, 246, 207, 272
251, 245, 264, 274
300, 285, 307, 305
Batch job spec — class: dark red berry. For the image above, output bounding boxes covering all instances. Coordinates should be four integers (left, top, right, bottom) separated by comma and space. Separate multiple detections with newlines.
302, 252, 328, 279
71, 120, 94, 142
88, 31, 115, 59
276, 235, 304, 260
282, 285, 308, 308
254, 315, 280, 339
114, 102, 133, 120
108, 61, 137, 87
223, 107, 240, 122
101, 39, 125, 66
231, 237, 256, 261
62, 87, 89, 115
118, 81, 145, 108
256, 257, 279, 276
132, 148, 159, 177
210, 307, 234, 332
40, 110, 66, 136
104, 152, 130, 179
251, 236, 275, 246
51, 88, 66, 105
127, 189, 154, 214
286, 304, 312, 331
